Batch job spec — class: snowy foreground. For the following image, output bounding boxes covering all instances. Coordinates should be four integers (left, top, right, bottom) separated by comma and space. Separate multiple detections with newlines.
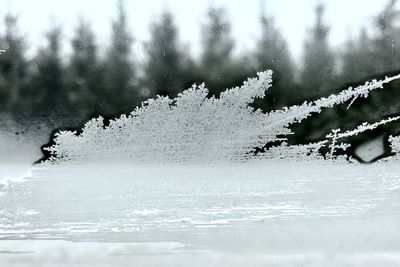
1, 161, 400, 266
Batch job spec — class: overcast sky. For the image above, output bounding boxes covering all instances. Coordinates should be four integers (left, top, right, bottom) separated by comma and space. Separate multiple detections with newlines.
0, 0, 389, 61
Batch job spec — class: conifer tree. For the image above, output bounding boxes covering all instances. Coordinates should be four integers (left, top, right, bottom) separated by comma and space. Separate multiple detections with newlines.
200, 6, 238, 96
255, 4, 296, 107
301, 4, 335, 98
0, 15, 28, 114
341, 29, 375, 84
144, 11, 191, 97
103, 0, 137, 116
31, 27, 66, 116
66, 19, 99, 118
372, 0, 400, 74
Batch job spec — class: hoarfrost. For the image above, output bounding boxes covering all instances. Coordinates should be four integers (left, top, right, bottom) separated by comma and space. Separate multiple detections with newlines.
325, 116, 400, 158
390, 135, 400, 154
384, 135, 400, 161
44, 71, 400, 164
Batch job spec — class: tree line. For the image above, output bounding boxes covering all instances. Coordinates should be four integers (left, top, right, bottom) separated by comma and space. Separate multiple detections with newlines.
1, 0, 400, 131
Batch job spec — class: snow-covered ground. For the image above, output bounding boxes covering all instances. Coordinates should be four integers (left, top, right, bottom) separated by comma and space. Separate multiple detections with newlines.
0, 161, 400, 266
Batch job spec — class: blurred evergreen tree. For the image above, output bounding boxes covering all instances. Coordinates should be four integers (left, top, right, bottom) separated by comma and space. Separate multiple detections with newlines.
200, 6, 243, 96
341, 29, 375, 84
341, 0, 400, 84
254, 4, 296, 109
66, 19, 99, 119
143, 11, 194, 97
102, 0, 137, 116
295, 1, 400, 151
0, 15, 28, 114
30, 27, 67, 117
372, 0, 400, 74
338, 0, 400, 122
300, 4, 336, 99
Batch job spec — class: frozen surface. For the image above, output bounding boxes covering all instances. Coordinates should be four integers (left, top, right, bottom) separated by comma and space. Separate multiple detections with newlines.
0, 134, 40, 165
0, 161, 400, 266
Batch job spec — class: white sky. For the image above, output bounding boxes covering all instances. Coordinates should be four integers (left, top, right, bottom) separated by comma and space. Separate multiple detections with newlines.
0, 0, 388, 61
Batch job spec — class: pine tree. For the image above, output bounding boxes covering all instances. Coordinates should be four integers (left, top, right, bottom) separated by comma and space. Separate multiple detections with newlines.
31, 27, 67, 116
255, 4, 296, 108
144, 11, 191, 97
300, 4, 335, 98
0, 15, 28, 114
372, 0, 400, 74
342, 0, 400, 82
341, 29, 375, 84
200, 6, 238, 96
66, 19, 99, 119
102, 0, 137, 116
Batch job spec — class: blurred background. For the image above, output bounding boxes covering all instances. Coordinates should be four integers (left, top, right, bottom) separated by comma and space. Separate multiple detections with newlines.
2, 0, 400, 162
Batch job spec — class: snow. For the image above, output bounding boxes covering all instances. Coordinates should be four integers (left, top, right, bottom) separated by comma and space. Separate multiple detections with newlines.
0, 165, 32, 193
1, 240, 400, 267
0, 161, 400, 266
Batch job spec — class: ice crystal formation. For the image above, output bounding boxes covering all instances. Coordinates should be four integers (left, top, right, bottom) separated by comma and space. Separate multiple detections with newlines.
325, 116, 400, 157
390, 135, 400, 154
45, 71, 400, 163
381, 135, 400, 161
